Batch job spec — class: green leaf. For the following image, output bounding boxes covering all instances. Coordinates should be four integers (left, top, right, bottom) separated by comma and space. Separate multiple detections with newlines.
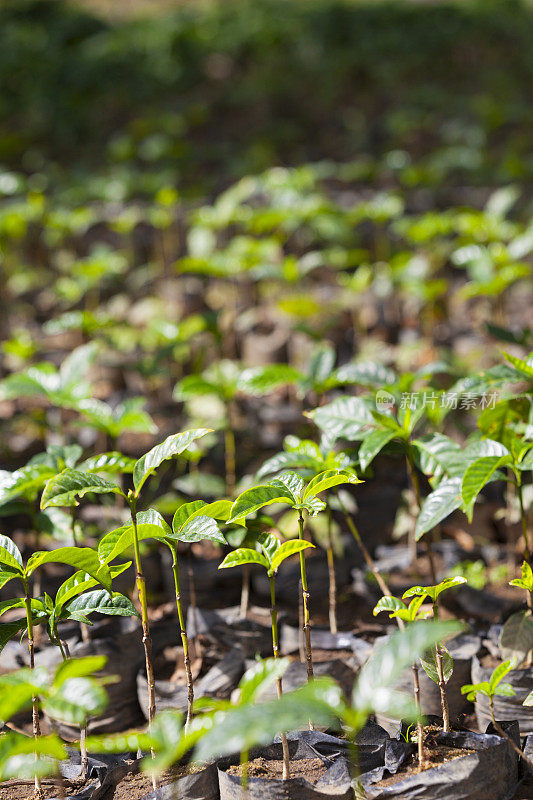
79, 452, 136, 474
41, 469, 123, 509
44, 677, 108, 726
354, 619, 463, 715
173, 515, 226, 545
302, 468, 361, 500
98, 509, 171, 563
499, 610, 533, 663
228, 485, 294, 523
269, 540, 315, 573
461, 455, 511, 521
420, 646, 453, 685
0, 598, 26, 618
133, 429, 211, 494
509, 561, 533, 593
0, 732, 67, 781
256, 451, 319, 481
0, 464, 55, 507
219, 548, 269, 571
238, 364, 301, 395
307, 396, 374, 442
403, 577, 466, 603
64, 590, 139, 619
237, 657, 291, 705
53, 655, 108, 686
26, 547, 112, 592
0, 683, 35, 723
359, 429, 397, 472
269, 471, 305, 503
373, 596, 406, 617
59, 342, 98, 389
333, 361, 396, 389
0, 619, 30, 653
489, 660, 516, 691
0, 535, 23, 571
415, 478, 462, 540
412, 433, 464, 483
172, 499, 232, 534
194, 676, 340, 763
504, 351, 533, 381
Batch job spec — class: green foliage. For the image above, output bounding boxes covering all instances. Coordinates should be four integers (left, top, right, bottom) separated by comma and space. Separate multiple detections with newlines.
462, 660, 516, 703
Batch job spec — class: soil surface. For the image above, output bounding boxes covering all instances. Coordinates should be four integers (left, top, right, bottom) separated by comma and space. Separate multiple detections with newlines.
375, 744, 475, 788
226, 756, 327, 783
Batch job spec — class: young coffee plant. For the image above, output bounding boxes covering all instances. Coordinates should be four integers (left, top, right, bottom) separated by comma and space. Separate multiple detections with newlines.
462, 660, 533, 769
373, 592, 428, 766
402, 576, 467, 731
257, 433, 390, 632
0, 656, 109, 798
98, 500, 229, 731
219, 532, 315, 777
499, 561, 533, 667
228, 468, 360, 680
40, 427, 211, 783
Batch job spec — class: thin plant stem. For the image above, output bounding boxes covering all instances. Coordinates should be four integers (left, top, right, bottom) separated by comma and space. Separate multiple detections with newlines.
326, 505, 337, 635
269, 576, 290, 780
224, 422, 236, 498
23, 579, 42, 799
517, 480, 531, 566
239, 563, 250, 619
432, 600, 450, 731
297, 510, 314, 682
168, 540, 194, 732
128, 499, 158, 790
489, 696, 533, 769
412, 663, 425, 768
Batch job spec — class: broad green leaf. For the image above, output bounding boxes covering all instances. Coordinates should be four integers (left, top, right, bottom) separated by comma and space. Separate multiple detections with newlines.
373, 596, 406, 617
26, 547, 112, 591
172, 499, 232, 534
412, 433, 464, 483
354, 619, 463, 715
509, 561, 533, 593
477, 397, 530, 452
238, 364, 301, 395
269, 540, 315, 573
523, 690, 533, 707
228, 485, 294, 523
420, 646, 453, 685
64, 590, 139, 619
99, 509, 171, 563
44, 677, 108, 726
269, 471, 305, 503
79, 452, 136, 474
415, 478, 462, 540
85, 730, 153, 755
333, 361, 396, 388
307, 396, 374, 442
494, 683, 516, 697
392, 595, 426, 623
0, 464, 55, 507
59, 342, 98, 389
461, 455, 511, 521
0, 535, 23, 570
133, 429, 211, 494
0, 619, 29, 653
219, 548, 269, 571
0, 598, 26, 618
302, 468, 360, 500
461, 682, 491, 701
237, 657, 291, 705
0, 733, 67, 781
256, 452, 318, 481
173, 515, 226, 545
54, 655, 108, 686
0, 683, 35, 724
490, 660, 516, 691
499, 610, 533, 663
194, 676, 341, 763
403, 577, 466, 603
55, 563, 130, 609
41, 468, 122, 509
358, 429, 397, 472
504, 351, 533, 381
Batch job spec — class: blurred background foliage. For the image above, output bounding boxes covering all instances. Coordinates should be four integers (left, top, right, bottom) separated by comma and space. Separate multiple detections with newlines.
1, 0, 532, 199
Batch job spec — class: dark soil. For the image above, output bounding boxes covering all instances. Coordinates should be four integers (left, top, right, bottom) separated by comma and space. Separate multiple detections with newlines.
226, 756, 327, 784
375, 744, 475, 788
106, 765, 198, 800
